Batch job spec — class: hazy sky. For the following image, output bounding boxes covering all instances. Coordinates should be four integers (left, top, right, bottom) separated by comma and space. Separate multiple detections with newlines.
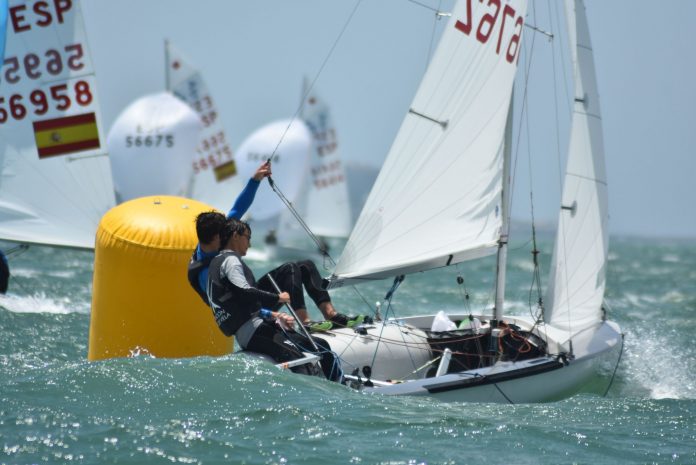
82, 0, 696, 239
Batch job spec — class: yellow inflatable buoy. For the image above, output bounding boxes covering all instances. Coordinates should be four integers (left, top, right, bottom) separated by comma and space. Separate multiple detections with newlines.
88, 196, 233, 360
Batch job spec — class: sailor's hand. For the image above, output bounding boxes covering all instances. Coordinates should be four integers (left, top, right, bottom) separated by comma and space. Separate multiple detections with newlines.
252, 161, 272, 181
278, 292, 290, 303
276, 312, 296, 331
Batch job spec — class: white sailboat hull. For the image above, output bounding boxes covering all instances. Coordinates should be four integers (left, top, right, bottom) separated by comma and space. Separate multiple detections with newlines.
322, 315, 621, 403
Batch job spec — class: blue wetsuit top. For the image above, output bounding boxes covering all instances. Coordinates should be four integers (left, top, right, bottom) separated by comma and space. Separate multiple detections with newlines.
195, 178, 261, 293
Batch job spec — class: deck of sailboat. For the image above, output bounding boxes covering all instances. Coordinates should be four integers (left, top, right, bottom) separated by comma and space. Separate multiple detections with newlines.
326, 314, 622, 403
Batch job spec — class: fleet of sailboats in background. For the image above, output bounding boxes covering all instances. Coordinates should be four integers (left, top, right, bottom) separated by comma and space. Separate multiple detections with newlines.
291, 0, 622, 402
0, 0, 114, 250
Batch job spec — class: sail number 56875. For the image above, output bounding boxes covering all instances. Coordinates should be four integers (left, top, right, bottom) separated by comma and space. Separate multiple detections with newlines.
455, 0, 524, 63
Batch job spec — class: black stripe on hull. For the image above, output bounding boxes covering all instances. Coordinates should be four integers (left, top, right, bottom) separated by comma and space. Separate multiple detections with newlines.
424, 359, 564, 394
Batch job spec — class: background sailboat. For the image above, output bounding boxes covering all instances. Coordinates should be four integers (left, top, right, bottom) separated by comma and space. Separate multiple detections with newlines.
240, 81, 352, 259
298, 0, 622, 402
165, 41, 242, 211
106, 42, 218, 204
274, 80, 352, 257
106, 91, 202, 202
0, 0, 114, 250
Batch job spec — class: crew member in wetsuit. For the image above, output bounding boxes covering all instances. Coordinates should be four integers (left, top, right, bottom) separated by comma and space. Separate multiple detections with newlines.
187, 161, 366, 328
207, 219, 341, 381
187, 161, 271, 306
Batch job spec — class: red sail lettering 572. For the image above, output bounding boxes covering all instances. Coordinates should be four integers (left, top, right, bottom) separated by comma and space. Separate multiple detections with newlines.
455, 0, 524, 64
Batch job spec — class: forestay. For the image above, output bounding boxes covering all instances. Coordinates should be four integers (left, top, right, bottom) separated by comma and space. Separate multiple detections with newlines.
0, 0, 115, 249
165, 42, 240, 211
545, 0, 609, 331
330, 0, 527, 286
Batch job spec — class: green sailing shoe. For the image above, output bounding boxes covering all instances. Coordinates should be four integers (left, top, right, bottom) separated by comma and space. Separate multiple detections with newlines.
306, 321, 333, 332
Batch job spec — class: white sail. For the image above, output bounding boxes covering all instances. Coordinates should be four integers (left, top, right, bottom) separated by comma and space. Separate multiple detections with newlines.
107, 92, 202, 202
331, 0, 527, 286
545, 0, 609, 331
165, 42, 241, 211
235, 119, 312, 221
0, 0, 115, 249
300, 80, 351, 238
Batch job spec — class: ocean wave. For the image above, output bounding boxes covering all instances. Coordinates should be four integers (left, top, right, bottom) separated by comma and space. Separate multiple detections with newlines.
0, 292, 90, 315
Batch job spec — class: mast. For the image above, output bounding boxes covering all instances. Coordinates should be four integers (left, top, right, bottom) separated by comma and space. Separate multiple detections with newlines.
493, 93, 515, 321
164, 39, 171, 91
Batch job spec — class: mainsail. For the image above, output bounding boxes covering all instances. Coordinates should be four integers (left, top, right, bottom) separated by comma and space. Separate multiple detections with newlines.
165, 42, 240, 211
0, 0, 115, 249
330, 0, 527, 286
545, 0, 609, 331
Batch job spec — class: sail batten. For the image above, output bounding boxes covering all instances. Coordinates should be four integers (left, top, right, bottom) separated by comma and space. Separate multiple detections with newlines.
330, 0, 528, 287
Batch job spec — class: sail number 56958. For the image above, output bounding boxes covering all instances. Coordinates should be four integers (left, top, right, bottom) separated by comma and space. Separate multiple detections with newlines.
0, 80, 93, 124
455, 0, 524, 63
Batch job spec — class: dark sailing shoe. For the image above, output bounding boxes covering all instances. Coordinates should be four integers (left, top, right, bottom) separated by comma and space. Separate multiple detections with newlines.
330, 313, 366, 328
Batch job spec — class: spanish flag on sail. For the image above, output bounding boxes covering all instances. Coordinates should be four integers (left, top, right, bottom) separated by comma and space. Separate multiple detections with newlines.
32, 113, 101, 159
214, 159, 237, 182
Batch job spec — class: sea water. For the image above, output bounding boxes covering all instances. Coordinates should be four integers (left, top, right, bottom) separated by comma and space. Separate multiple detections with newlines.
1, 236, 695, 464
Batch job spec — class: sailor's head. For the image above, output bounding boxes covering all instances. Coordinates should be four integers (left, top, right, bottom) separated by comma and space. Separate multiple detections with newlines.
220, 218, 252, 254
195, 211, 226, 248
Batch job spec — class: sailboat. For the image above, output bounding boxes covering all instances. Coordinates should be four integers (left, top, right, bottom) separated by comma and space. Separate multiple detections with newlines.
0, 0, 115, 250
285, 0, 621, 403
272, 80, 352, 258
165, 41, 242, 211
238, 82, 352, 259
107, 41, 246, 207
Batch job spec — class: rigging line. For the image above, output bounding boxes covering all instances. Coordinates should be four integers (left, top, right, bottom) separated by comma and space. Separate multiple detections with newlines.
554, 3, 574, 347
405, 0, 442, 14
267, 177, 335, 266
424, 0, 445, 75
493, 382, 514, 404
268, 0, 363, 162
603, 333, 625, 397
508, 2, 538, 227
550, 0, 572, 117
4, 244, 30, 257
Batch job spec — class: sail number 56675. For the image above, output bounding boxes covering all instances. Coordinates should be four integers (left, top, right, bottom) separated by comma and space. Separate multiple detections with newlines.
455, 0, 524, 63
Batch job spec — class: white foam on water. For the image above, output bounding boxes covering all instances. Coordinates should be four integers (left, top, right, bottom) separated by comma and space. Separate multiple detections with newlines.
624, 327, 695, 400
0, 292, 90, 315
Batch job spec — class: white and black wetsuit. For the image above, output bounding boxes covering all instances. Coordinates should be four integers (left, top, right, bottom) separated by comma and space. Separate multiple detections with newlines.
207, 250, 340, 381
207, 250, 341, 381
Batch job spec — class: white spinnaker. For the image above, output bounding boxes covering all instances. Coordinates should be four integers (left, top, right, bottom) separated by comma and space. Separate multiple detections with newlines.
331, 0, 527, 286
545, 0, 609, 331
301, 80, 351, 238
107, 92, 202, 202
166, 42, 240, 211
0, 0, 115, 249
236, 119, 312, 221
